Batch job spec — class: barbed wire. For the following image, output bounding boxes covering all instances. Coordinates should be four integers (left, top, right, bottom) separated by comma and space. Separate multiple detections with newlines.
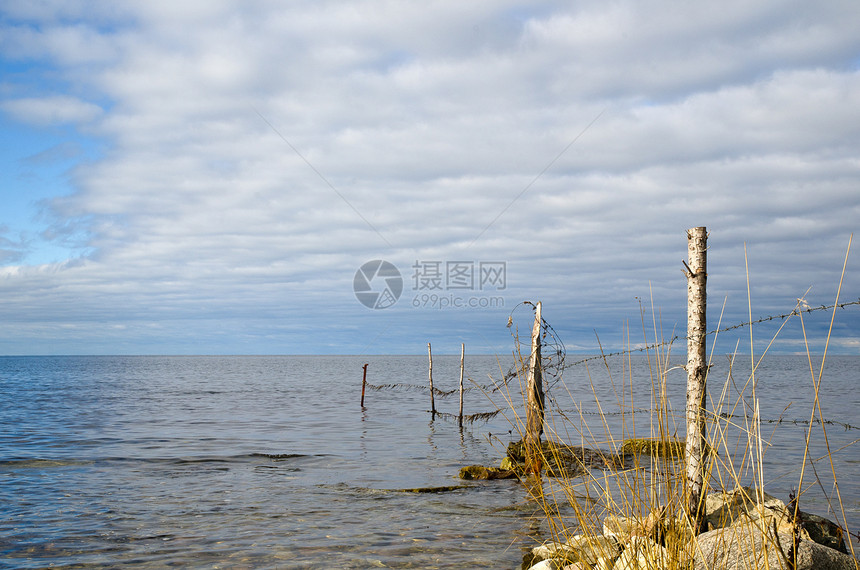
369, 300, 860, 395
363, 377, 860, 431
365, 299, 859, 425
715, 413, 859, 431
431, 410, 502, 424
550, 408, 859, 431
562, 298, 860, 370
365, 381, 488, 396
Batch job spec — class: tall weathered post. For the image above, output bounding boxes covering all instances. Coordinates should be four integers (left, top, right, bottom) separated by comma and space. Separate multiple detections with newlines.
684, 227, 708, 533
525, 301, 545, 476
428, 343, 436, 417
458, 343, 465, 428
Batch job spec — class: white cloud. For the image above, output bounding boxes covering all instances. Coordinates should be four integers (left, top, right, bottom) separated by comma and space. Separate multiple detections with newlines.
1, 95, 103, 125
0, 1, 858, 355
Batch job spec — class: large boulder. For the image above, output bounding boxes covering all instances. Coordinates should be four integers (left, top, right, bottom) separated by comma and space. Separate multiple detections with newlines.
695, 523, 858, 570
704, 486, 846, 553
705, 487, 793, 532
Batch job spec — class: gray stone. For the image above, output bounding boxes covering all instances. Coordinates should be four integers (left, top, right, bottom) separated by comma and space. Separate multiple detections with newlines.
695, 524, 859, 570
614, 537, 672, 570
531, 540, 572, 561
527, 559, 565, 570
703, 486, 847, 553
704, 487, 791, 531
800, 509, 848, 553
531, 535, 620, 567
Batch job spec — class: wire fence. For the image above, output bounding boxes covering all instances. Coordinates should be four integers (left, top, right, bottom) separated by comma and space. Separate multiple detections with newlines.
563, 298, 860, 369
364, 298, 860, 428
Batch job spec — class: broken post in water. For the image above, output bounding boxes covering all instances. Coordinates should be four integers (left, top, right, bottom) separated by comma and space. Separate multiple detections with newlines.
684, 227, 708, 533
428, 343, 436, 417
525, 301, 545, 476
458, 343, 465, 427
361, 363, 369, 407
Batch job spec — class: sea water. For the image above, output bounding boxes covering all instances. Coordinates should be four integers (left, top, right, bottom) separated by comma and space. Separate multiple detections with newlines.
1, 355, 858, 568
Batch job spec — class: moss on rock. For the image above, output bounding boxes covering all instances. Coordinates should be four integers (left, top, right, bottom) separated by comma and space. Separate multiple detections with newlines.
620, 437, 686, 458
506, 439, 629, 476
458, 465, 518, 480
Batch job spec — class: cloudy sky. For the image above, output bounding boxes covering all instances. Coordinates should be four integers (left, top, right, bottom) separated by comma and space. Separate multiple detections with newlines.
1, 1, 858, 356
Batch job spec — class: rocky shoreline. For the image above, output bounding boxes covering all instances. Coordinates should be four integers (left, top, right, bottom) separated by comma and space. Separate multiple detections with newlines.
522, 487, 858, 570
459, 440, 857, 569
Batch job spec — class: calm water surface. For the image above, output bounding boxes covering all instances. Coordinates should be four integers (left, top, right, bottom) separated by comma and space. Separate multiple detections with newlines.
1, 355, 858, 568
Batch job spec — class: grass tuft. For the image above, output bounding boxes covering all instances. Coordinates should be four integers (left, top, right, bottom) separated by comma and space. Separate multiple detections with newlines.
492, 269, 859, 569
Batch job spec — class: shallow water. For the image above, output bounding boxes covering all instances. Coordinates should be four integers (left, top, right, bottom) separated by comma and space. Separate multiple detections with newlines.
0, 354, 857, 568
0, 355, 536, 568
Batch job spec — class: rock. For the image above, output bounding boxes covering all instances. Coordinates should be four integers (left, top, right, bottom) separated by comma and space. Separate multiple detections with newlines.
799, 510, 848, 553
602, 507, 682, 545
527, 559, 565, 570
614, 537, 672, 570
704, 487, 790, 531
695, 523, 859, 570
564, 535, 621, 565
640, 508, 668, 542
500, 456, 523, 472
704, 486, 846, 552
393, 485, 467, 493
458, 465, 488, 479
531, 535, 620, 567
506, 440, 629, 475
457, 465, 517, 480
619, 438, 686, 458
532, 541, 572, 560
603, 515, 639, 543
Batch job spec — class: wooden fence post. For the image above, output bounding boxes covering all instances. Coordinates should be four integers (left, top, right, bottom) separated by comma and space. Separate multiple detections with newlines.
361, 363, 368, 407
525, 301, 544, 475
684, 227, 708, 533
428, 343, 436, 417
458, 343, 465, 427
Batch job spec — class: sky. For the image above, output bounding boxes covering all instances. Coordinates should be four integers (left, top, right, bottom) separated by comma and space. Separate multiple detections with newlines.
1, 1, 859, 356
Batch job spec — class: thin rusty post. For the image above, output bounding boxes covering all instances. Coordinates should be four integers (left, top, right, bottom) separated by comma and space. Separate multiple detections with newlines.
684, 227, 708, 533
525, 301, 544, 476
458, 343, 465, 427
361, 363, 368, 407
428, 343, 436, 416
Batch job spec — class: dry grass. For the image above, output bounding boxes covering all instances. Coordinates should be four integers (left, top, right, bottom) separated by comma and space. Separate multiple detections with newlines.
491, 241, 858, 569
